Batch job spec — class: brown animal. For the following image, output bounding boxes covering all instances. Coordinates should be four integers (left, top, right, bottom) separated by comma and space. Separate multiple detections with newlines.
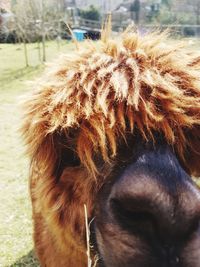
22, 28, 200, 267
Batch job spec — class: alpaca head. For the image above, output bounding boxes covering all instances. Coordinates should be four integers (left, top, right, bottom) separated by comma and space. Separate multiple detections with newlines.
22, 28, 200, 267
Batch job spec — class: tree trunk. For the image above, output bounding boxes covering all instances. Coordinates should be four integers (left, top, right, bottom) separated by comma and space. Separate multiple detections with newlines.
42, 33, 46, 62
57, 21, 61, 51
23, 40, 29, 67
37, 41, 41, 62
135, 11, 140, 24
196, 3, 200, 25
57, 37, 61, 52
41, 0, 46, 62
131, 12, 134, 21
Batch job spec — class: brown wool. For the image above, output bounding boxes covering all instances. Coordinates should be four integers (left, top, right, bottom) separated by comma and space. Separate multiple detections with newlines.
21, 28, 200, 266
22, 29, 200, 177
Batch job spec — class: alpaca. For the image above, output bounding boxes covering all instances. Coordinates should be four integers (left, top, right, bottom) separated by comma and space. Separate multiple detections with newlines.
22, 27, 200, 267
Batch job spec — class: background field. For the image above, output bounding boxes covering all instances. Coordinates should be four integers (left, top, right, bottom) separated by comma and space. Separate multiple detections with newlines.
0, 40, 74, 267
0, 37, 200, 267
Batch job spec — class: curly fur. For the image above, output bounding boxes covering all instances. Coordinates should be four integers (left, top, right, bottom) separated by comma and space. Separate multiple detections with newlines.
21, 28, 200, 266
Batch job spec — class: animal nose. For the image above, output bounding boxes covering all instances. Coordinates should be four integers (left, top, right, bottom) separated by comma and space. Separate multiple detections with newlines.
109, 166, 200, 245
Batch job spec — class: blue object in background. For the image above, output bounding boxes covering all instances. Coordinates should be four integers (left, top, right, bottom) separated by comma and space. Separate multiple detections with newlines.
73, 29, 87, 41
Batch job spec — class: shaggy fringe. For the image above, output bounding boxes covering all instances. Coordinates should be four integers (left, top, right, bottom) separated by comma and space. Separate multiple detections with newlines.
22, 27, 200, 177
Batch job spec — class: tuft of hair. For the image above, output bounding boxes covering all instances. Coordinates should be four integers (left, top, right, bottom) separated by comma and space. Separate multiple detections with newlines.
21, 26, 200, 179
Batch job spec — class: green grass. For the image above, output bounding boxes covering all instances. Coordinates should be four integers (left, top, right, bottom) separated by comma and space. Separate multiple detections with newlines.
0, 40, 74, 267
0, 40, 74, 83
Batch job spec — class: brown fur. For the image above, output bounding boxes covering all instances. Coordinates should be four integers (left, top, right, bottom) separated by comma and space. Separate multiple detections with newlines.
21, 28, 200, 266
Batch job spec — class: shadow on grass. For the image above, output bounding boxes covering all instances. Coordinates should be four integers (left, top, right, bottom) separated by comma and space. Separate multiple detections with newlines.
0, 65, 43, 84
7, 250, 40, 267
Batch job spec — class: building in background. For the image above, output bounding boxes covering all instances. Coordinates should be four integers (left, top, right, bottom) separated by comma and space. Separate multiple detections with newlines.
67, 0, 124, 13
0, 0, 12, 35
0, 0, 11, 11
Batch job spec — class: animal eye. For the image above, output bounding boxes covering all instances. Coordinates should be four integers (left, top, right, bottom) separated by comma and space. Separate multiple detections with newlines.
54, 148, 80, 179
55, 130, 81, 168
62, 149, 80, 167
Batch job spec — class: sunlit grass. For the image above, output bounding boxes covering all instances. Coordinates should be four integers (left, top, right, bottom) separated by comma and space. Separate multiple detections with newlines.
0, 40, 74, 83
0, 40, 74, 267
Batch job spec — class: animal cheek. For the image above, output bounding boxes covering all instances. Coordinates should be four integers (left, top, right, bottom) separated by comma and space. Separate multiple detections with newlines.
95, 222, 153, 267
181, 229, 200, 267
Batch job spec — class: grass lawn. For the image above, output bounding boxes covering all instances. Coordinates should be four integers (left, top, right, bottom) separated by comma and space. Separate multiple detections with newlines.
0, 40, 74, 267
0, 36, 200, 267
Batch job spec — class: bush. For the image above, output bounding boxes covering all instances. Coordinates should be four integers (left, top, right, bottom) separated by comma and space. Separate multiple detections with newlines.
183, 27, 195, 36
79, 5, 100, 21
157, 7, 174, 24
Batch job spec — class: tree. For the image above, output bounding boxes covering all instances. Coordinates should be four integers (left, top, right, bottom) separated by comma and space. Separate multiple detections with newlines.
196, 2, 200, 25
0, 0, 11, 11
161, 0, 172, 8
80, 5, 100, 21
190, 0, 200, 25
130, 0, 140, 24
11, 0, 65, 65
11, 0, 33, 66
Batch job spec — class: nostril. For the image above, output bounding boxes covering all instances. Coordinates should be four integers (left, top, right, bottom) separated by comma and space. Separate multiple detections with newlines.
161, 245, 180, 266
110, 198, 157, 230
186, 217, 200, 238
191, 217, 200, 231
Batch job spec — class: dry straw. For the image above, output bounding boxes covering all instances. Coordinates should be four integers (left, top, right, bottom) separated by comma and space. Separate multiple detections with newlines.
84, 205, 99, 267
